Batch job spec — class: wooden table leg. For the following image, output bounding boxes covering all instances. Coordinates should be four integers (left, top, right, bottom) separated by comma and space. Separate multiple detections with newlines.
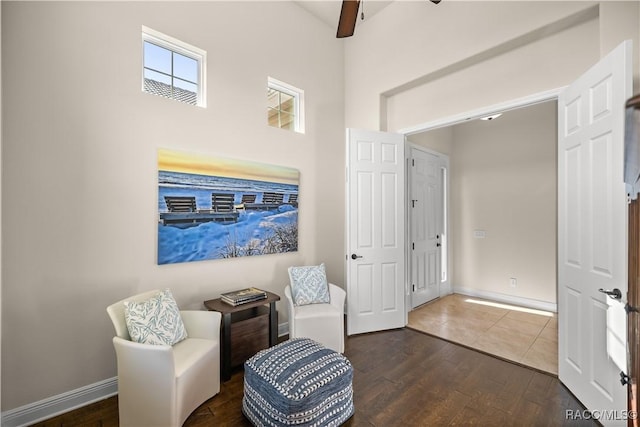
222, 312, 231, 381
269, 301, 278, 346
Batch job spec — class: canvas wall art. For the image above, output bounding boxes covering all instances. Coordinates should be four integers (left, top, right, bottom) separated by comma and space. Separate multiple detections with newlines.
157, 148, 299, 265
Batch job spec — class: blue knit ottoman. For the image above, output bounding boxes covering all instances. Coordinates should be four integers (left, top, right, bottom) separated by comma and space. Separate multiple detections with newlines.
242, 338, 354, 426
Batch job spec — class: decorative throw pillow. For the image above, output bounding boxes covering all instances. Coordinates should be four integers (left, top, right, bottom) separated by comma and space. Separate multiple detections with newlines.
124, 289, 188, 346
288, 263, 330, 306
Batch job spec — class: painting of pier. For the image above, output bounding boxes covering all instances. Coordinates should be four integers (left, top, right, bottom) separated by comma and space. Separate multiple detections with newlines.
157, 148, 299, 265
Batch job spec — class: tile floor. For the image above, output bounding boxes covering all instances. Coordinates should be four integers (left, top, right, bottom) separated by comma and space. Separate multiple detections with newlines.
407, 293, 558, 375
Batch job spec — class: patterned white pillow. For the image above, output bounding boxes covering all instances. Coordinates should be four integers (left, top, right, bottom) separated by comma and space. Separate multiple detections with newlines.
288, 263, 330, 306
124, 289, 188, 346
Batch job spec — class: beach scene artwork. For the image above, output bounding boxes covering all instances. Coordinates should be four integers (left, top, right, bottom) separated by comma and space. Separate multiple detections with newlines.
158, 148, 299, 265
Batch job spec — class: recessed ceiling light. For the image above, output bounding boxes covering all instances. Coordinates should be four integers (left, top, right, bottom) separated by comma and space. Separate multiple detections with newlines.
480, 113, 502, 121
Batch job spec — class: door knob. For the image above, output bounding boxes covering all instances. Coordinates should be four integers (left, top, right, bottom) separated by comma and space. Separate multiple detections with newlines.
351, 254, 363, 260
599, 288, 622, 300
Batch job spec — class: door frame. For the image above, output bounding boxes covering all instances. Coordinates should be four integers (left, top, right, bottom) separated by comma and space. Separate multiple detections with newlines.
398, 87, 564, 319
397, 75, 632, 420
398, 87, 563, 136
406, 143, 451, 311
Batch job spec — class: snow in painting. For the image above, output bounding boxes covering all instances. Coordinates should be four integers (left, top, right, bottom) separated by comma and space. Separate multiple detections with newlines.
157, 149, 299, 265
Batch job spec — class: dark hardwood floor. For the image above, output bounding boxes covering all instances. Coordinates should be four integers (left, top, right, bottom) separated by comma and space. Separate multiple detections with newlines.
31, 328, 593, 426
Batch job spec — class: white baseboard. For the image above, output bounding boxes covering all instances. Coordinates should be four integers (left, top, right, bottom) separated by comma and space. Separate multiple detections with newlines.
452, 286, 557, 313
439, 282, 452, 297
2, 321, 292, 427
1, 377, 118, 427
279, 321, 289, 337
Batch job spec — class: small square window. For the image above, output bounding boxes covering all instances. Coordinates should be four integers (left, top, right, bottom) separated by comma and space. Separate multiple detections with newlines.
142, 27, 206, 107
268, 77, 304, 133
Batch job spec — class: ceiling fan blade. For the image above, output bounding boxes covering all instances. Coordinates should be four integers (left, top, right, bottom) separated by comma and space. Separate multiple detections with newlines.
336, 0, 360, 38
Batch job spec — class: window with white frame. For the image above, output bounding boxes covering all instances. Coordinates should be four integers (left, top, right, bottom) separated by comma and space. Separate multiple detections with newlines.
142, 27, 206, 107
267, 77, 304, 133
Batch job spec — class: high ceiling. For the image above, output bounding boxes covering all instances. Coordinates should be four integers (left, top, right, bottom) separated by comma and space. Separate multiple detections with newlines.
294, 1, 393, 30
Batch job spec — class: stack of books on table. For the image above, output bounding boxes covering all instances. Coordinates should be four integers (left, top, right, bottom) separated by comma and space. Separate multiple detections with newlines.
221, 287, 267, 306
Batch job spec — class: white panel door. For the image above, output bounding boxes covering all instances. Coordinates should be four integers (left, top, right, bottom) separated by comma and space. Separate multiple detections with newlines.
558, 40, 631, 424
410, 147, 443, 308
346, 129, 405, 335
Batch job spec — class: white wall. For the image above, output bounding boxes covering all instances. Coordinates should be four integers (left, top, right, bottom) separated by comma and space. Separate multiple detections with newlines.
345, 1, 639, 130
1, 1, 344, 410
386, 14, 598, 131
450, 102, 557, 304
3, 0, 640, 416
407, 126, 453, 156
600, 1, 640, 90
345, 0, 639, 306
409, 102, 557, 305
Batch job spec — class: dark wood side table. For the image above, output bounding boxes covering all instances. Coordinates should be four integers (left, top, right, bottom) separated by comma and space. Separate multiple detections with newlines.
204, 290, 280, 381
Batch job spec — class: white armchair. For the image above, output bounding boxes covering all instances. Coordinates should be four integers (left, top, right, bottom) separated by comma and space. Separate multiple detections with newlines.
284, 283, 346, 353
106, 290, 221, 427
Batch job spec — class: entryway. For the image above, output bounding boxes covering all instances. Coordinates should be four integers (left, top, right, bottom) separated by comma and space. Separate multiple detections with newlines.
407, 294, 558, 375
347, 41, 631, 424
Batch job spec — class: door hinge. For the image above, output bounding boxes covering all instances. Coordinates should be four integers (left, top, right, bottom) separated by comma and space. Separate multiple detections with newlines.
412, 159, 415, 167
412, 242, 415, 250
626, 303, 639, 314
412, 284, 416, 292
620, 371, 631, 386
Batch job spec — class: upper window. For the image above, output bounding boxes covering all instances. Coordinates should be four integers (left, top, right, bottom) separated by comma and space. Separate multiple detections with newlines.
267, 77, 304, 133
142, 27, 206, 107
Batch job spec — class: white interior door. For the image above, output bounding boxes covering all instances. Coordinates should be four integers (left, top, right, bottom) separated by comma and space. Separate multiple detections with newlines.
410, 147, 443, 308
346, 129, 406, 335
558, 40, 631, 424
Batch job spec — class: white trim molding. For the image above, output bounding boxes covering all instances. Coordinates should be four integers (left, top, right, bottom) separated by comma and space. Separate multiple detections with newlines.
141, 25, 207, 108
1, 378, 118, 427
3, 320, 289, 426
279, 321, 289, 338
268, 76, 305, 134
452, 286, 557, 313
398, 87, 565, 135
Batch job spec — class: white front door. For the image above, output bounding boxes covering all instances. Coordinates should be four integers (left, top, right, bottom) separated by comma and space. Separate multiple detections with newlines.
346, 129, 406, 335
558, 40, 631, 424
410, 147, 443, 308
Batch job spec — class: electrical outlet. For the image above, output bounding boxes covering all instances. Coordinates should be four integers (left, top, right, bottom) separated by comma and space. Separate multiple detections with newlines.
509, 278, 517, 288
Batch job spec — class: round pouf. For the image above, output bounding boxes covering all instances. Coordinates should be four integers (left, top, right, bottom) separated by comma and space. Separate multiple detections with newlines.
242, 338, 354, 426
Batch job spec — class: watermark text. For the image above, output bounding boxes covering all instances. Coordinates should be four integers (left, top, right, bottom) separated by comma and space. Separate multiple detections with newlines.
566, 409, 637, 421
